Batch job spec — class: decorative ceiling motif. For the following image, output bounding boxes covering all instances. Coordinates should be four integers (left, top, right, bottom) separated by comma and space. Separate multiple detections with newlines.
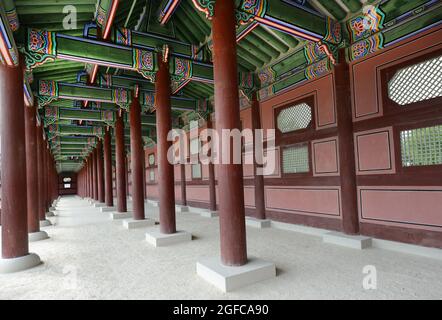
0, 0, 439, 172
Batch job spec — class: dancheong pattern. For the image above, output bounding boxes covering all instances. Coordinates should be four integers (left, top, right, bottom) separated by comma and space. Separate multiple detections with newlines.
237, 0, 267, 25
28, 29, 57, 56
39, 80, 59, 97
305, 59, 331, 80
349, 33, 384, 61
347, 5, 385, 43
6, 9, 19, 32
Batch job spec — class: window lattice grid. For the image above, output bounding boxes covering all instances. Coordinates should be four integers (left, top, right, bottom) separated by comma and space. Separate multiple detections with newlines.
400, 125, 442, 167
189, 120, 200, 130
149, 169, 155, 182
388, 56, 442, 106
148, 154, 155, 166
277, 103, 312, 133
282, 144, 310, 174
191, 163, 202, 179
190, 138, 200, 155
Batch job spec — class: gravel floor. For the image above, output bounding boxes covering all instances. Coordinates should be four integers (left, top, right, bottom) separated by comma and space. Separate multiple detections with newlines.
0, 196, 441, 300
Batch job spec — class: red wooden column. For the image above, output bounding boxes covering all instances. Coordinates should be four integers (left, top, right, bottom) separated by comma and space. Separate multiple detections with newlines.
36, 124, 46, 222
24, 104, 41, 235
86, 158, 90, 198
213, 0, 247, 266
0, 61, 30, 260
126, 155, 130, 196
52, 158, 58, 201
92, 148, 98, 201
104, 128, 114, 207
84, 168, 87, 197
42, 142, 49, 213
251, 93, 266, 220
155, 56, 176, 234
207, 118, 217, 212
115, 112, 128, 212
97, 140, 105, 203
82, 169, 85, 197
335, 49, 359, 235
48, 158, 53, 204
47, 154, 52, 206
45, 147, 52, 210
129, 95, 146, 220
180, 164, 187, 206
88, 155, 93, 199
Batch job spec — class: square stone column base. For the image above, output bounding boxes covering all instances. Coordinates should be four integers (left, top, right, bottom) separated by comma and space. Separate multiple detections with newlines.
200, 210, 218, 218
196, 257, 276, 292
40, 219, 52, 228
29, 231, 50, 242
109, 212, 132, 220
94, 202, 106, 208
145, 229, 192, 247
123, 219, 155, 229
246, 217, 271, 229
101, 206, 116, 213
323, 232, 372, 250
46, 211, 55, 217
147, 200, 159, 207
0, 253, 42, 274
175, 205, 189, 213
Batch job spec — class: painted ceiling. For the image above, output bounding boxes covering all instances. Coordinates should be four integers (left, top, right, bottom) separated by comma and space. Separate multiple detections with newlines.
0, 0, 440, 172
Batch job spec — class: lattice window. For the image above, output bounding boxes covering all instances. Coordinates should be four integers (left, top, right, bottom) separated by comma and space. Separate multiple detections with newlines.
277, 103, 312, 133
191, 163, 202, 179
190, 138, 200, 155
149, 169, 155, 182
148, 154, 155, 166
189, 120, 200, 130
400, 125, 442, 167
388, 56, 442, 106
282, 144, 310, 174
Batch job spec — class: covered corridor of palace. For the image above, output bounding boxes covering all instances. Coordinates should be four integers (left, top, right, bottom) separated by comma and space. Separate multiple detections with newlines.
1, 196, 442, 299
0, 0, 442, 297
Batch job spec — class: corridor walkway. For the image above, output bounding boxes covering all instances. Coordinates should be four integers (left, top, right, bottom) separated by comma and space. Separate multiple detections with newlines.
0, 196, 441, 300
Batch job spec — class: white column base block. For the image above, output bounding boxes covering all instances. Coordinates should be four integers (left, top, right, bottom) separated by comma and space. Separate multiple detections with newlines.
29, 231, 49, 242
145, 229, 192, 247
100, 206, 116, 213
196, 257, 276, 292
122, 219, 155, 229
109, 212, 132, 220
94, 203, 106, 208
147, 200, 159, 207
323, 232, 372, 250
46, 211, 55, 218
246, 217, 271, 229
175, 205, 189, 213
200, 210, 218, 218
39, 219, 52, 227
0, 253, 42, 274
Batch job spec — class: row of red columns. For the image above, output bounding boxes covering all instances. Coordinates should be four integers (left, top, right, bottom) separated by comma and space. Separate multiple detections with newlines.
74, 0, 271, 267
0, 1, 246, 270
65, 0, 359, 270
0, 56, 59, 262
76, 57, 178, 235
